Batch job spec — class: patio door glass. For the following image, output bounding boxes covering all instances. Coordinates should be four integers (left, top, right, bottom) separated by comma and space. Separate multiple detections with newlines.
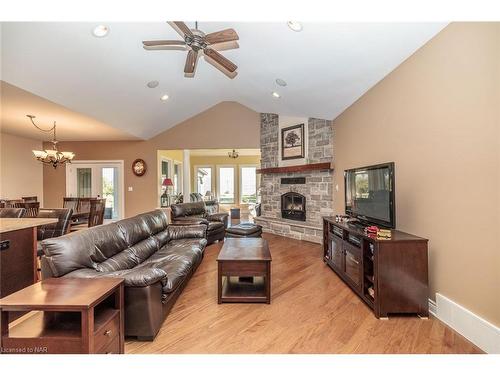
66, 162, 124, 220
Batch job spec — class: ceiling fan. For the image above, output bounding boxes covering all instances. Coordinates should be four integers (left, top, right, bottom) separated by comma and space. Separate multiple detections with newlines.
143, 21, 239, 79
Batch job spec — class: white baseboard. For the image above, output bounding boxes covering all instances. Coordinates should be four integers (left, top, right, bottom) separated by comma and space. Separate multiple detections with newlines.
428, 298, 437, 317
429, 293, 500, 354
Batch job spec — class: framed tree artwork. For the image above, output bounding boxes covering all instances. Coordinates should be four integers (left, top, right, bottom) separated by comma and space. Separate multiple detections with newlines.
281, 123, 305, 160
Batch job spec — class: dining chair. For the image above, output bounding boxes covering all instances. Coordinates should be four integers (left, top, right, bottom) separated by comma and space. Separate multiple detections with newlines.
63, 197, 80, 211
71, 198, 106, 231
22, 196, 38, 202
88, 198, 106, 227
23, 202, 40, 218
78, 197, 92, 213
9, 200, 24, 208
36, 208, 73, 280
0, 208, 26, 218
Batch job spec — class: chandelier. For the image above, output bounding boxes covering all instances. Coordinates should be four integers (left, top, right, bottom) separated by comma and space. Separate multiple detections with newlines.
228, 149, 239, 159
27, 115, 75, 168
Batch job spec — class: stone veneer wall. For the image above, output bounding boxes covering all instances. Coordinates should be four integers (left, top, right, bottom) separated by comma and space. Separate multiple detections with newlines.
256, 115, 334, 243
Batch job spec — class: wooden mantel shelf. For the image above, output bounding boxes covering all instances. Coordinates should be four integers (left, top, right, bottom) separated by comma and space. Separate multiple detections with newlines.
257, 162, 333, 174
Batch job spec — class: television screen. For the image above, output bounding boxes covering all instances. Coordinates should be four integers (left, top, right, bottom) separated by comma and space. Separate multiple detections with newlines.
345, 162, 395, 228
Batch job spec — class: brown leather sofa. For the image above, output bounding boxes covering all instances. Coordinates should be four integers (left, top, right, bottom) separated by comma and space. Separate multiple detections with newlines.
40, 209, 207, 340
170, 201, 228, 244
189, 192, 219, 214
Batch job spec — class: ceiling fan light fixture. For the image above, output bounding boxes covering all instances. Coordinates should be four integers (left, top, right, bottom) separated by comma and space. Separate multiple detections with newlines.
92, 25, 109, 38
147, 80, 159, 88
272, 91, 281, 98
287, 21, 303, 32
160, 94, 169, 101
276, 78, 287, 87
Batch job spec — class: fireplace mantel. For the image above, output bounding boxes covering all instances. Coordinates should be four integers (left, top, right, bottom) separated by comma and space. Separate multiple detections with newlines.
257, 162, 333, 174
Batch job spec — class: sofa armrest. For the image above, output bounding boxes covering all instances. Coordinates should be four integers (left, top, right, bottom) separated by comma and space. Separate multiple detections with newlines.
208, 212, 229, 228
172, 217, 209, 226
64, 267, 168, 288
119, 267, 167, 287
168, 224, 207, 240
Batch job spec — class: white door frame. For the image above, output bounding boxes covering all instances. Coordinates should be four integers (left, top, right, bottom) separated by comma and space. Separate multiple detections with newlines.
65, 160, 125, 219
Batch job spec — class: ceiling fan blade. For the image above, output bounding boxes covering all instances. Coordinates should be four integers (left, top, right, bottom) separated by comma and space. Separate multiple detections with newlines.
204, 48, 237, 72
211, 41, 239, 52
184, 49, 199, 76
142, 40, 186, 47
204, 56, 238, 79
168, 21, 193, 38
205, 28, 239, 45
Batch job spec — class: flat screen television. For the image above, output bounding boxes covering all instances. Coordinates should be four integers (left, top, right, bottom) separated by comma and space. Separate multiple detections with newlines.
344, 162, 395, 228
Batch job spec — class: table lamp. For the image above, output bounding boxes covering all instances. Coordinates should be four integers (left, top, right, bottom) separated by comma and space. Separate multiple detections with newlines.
161, 178, 174, 207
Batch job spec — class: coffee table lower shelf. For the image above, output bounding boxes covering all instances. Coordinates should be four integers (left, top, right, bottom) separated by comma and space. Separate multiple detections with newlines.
220, 276, 268, 303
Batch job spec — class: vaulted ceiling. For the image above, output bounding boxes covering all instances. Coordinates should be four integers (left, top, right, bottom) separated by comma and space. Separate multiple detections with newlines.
1, 22, 447, 140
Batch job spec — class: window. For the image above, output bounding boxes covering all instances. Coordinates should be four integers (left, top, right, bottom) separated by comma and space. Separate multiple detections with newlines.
218, 166, 235, 204
173, 162, 182, 195
240, 166, 257, 204
161, 160, 169, 179
196, 167, 213, 197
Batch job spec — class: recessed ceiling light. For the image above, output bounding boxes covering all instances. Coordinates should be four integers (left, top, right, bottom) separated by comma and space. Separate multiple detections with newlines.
276, 78, 287, 87
287, 21, 303, 32
147, 81, 159, 88
160, 94, 169, 101
92, 25, 109, 38
272, 92, 281, 98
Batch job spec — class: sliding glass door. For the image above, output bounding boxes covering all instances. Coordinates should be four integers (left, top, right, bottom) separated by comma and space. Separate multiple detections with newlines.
66, 161, 124, 220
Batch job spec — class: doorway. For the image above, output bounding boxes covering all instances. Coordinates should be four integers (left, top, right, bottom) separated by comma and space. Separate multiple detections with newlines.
66, 160, 125, 220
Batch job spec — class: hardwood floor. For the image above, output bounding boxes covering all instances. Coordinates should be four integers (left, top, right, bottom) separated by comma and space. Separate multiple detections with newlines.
125, 233, 483, 354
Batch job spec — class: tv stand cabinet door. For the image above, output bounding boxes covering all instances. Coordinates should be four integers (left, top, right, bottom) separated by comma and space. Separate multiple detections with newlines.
344, 242, 362, 292
330, 235, 344, 271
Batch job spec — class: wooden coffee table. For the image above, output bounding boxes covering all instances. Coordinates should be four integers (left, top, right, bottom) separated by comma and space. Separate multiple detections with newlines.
217, 238, 272, 304
0, 278, 124, 354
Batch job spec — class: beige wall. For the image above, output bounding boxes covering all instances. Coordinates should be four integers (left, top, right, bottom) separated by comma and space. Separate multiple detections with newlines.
0, 132, 43, 201
43, 101, 260, 215
332, 23, 500, 325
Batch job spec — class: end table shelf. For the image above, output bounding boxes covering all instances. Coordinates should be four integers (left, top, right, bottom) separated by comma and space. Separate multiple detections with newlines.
0, 278, 124, 354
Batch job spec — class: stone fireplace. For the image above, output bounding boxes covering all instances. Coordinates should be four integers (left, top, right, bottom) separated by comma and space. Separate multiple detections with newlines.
254, 115, 334, 244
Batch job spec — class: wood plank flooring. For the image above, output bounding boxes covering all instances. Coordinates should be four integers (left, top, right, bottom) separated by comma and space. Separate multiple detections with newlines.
125, 234, 483, 354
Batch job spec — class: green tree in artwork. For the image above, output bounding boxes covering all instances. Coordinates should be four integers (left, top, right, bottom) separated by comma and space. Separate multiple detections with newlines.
285, 131, 300, 147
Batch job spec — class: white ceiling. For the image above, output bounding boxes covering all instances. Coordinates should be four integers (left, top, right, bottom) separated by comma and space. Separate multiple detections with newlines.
1, 22, 447, 140
0, 81, 138, 141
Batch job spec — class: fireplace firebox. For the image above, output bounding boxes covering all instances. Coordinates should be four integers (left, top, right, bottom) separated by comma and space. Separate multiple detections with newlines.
281, 192, 306, 221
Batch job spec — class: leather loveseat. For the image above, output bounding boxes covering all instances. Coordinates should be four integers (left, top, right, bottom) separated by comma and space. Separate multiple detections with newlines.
170, 201, 228, 244
189, 192, 219, 214
40, 209, 207, 340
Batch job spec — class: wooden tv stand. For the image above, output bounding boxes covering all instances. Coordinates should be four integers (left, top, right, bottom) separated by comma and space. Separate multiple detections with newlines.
323, 217, 429, 318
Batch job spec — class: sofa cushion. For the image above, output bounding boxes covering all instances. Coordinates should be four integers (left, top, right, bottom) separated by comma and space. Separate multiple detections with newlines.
142, 238, 205, 293
117, 215, 150, 246
95, 236, 159, 272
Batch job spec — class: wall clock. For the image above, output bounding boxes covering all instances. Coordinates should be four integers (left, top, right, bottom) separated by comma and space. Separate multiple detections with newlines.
132, 159, 147, 176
